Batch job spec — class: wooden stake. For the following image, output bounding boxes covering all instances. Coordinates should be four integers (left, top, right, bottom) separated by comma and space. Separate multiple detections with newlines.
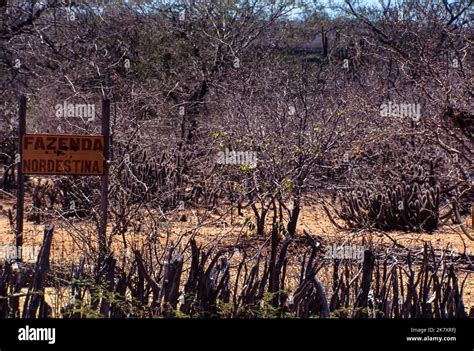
98, 99, 110, 266
16, 95, 26, 262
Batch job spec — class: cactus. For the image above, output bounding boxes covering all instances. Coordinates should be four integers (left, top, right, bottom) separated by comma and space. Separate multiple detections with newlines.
337, 165, 441, 232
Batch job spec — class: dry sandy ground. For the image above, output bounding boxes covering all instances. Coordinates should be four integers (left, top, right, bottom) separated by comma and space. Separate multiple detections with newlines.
1, 191, 473, 311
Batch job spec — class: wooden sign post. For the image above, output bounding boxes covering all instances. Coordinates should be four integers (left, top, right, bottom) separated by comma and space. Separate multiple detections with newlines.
16, 96, 110, 265
98, 99, 110, 266
16, 96, 26, 257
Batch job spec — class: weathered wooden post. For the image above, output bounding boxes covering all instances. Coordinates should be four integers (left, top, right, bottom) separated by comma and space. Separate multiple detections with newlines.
355, 249, 375, 317
16, 95, 26, 262
98, 98, 110, 267
23, 223, 54, 318
321, 26, 328, 58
